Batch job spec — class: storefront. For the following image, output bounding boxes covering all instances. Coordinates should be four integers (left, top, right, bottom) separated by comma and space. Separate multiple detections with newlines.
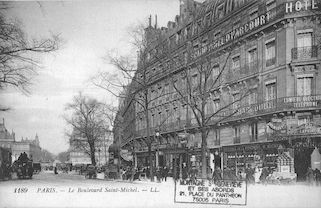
222, 142, 284, 172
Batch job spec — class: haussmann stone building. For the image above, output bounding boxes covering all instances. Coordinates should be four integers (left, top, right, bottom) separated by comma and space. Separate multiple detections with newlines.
114, 0, 321, 181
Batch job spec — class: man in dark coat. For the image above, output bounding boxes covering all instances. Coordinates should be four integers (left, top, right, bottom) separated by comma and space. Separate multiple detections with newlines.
212, 167, 222, 182
314, 168, 321, 186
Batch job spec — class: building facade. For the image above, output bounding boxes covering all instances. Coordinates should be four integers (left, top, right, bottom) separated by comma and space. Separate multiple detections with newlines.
116, 0, 321, 180
11, 135, 42, 162
0, 118, 15, 150
69, 132, 112, 166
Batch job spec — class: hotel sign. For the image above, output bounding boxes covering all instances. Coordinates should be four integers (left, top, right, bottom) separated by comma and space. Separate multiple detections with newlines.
192, 13, 271, 59
285, 0, 319, 13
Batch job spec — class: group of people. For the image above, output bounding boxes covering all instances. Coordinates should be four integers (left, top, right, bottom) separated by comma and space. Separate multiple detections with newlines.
17, 152, 30, 163
212, 166, 272, 185
120, 166, 170, 182
306, 167, 321, 186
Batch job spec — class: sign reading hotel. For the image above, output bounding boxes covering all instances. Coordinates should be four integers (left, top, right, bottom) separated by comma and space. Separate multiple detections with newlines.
285, 0, 319, 13
174, 179, 247, 205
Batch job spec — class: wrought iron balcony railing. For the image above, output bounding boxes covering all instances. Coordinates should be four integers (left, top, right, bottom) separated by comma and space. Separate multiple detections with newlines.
133, 95, 321, 141
291, 46, 318, 60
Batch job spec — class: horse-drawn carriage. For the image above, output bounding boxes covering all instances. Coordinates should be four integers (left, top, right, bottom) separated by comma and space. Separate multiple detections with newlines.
12, 159, 34, 179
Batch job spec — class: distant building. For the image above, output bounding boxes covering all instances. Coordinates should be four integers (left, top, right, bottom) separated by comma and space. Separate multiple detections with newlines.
11, 134, 42, 162
0, 118, 16, 149
69, 131, 112, 166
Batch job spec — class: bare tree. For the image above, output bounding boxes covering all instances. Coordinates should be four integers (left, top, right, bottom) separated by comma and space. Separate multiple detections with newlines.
0, 7, 60, 95
93, 22, 168, 181
64, 93, 109, 166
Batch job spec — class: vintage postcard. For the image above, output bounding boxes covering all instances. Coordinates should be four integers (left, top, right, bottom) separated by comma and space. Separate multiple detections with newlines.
1, 0, 321, 207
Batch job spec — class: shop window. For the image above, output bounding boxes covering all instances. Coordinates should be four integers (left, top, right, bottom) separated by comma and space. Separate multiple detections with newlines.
250, 122, 258, 142
298, 116, 312, 126
297, 75, 313, 96
265, 39, 276, 67
265, 81, 277, 101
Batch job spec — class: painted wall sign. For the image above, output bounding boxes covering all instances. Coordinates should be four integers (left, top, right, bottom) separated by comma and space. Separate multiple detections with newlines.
192, 13, 271, 59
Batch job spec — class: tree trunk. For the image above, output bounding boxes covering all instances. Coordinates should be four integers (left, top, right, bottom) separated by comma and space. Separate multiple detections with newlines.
148, 142, 154, 181
144, 90, 154, 181
90, 144, 96, 166
201, 129, 207, 178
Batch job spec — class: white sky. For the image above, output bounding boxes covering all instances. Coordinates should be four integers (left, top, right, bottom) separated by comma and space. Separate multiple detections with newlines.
0, 0, 180, 155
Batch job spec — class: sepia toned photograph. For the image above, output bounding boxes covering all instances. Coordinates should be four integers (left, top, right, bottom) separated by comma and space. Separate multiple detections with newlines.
0, 0, 321, 207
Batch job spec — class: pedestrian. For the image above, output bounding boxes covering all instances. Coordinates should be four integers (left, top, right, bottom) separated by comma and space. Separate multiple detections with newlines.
163, 166, 169, 182
182, 163, 188, 180
156, 167, 161, 182
306, 167, 315, 186
314, 168, 321, 186
212, 167, 222, 182
260, 167, 269, 185
54, 166, 58, 175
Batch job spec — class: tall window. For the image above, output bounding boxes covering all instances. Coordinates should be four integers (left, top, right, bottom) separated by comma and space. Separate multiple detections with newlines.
232, 55, 240, 70
213, 99, 220, 113
216, 4, 224, 19
248, 90, 257, 105
212, 64, 220, 77
265, 82, 276, 101
232, 93, 240, 109
250, 122, 258, 142
297, 32, 312, 48
248, 48, 257, 73
265, 40, 276, 67
297, 76, 312, 96
234, 126, 241, 143
266, 0, 276, 18
192, 74, 198, 89
249, 9, 258, 21
296, 31, 313, 59
215, 129, 220, 145
248, 48, 257, 64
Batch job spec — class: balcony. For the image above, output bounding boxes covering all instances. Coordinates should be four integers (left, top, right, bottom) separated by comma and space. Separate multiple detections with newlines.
224, 94, 321, 122
291, 46, 318, 60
